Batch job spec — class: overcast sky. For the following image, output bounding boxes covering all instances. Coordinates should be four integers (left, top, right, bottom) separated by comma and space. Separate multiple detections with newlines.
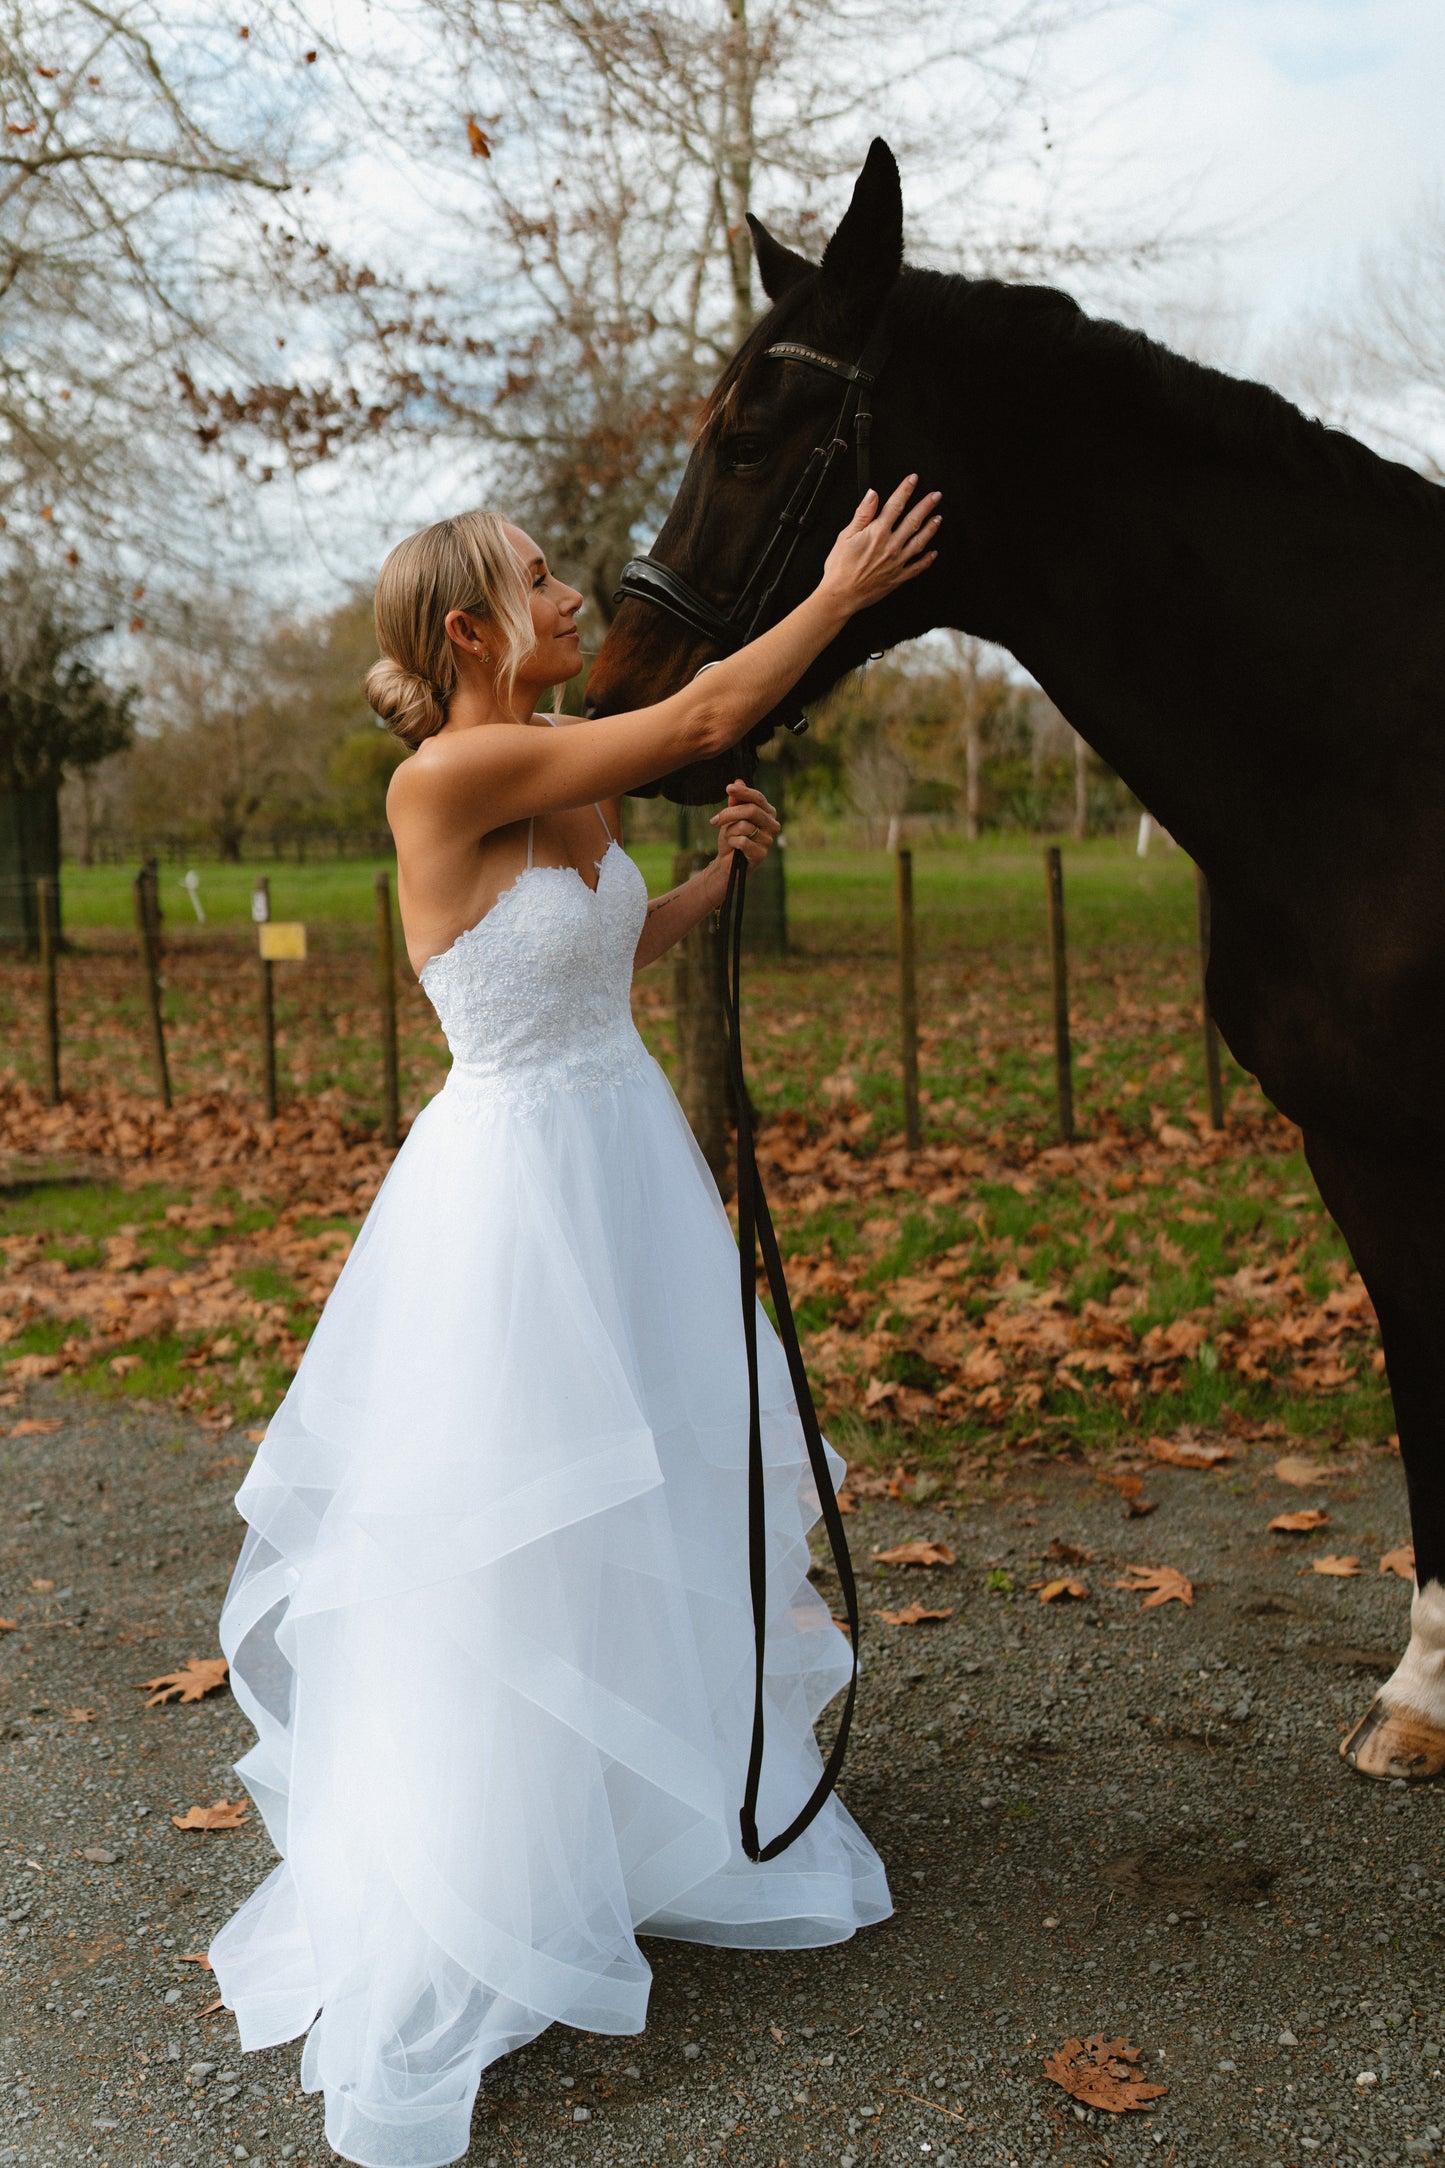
1033, 0, 1443, 355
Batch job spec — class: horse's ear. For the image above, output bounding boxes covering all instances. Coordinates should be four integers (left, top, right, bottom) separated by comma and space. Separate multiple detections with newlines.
747, 214, 814, 302
820, 138, 902, 317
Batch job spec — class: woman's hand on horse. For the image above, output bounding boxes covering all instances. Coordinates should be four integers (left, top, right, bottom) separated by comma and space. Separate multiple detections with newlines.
710, 781, 780, 871
819, 477, 941, 614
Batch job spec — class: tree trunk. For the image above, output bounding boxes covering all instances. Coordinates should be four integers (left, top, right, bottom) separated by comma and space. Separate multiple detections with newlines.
963, 714, 981, 841
719, 0, 757, 350
672, 845, 732, 1195
0, 787, 60, 952
1073, 731, 1089, 840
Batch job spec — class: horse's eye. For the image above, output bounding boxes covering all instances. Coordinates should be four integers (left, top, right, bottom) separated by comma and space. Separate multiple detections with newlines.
724, 435, 769, 476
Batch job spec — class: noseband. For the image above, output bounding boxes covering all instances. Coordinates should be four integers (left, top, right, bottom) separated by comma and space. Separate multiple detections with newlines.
614, 312, 892, 726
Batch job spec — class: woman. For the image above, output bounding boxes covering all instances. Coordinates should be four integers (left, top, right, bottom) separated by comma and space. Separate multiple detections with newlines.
210, 476, 942, 2168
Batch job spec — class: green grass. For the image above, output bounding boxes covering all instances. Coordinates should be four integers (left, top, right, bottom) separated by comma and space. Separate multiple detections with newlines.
54, 833, 1197, 950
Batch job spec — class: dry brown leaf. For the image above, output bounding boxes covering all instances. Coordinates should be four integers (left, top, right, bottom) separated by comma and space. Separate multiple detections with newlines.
0, 1618, 18, 1633
1043, 2034, 1168, 2114
171, 1799, 249, 1832
1274, 1455, 1332, 1488
65, 1707, 96, 1724
1114, 1564, 1194, 1609
179, 1950, 213, 1969
1030, 1576, 1090, 1604
1048, 1537, 1093, 1566
1379, 1544, 1415, 1581
1145, 1434, 1233, 1469
872, 1540, 956, 1568
31, 1577, 54, 1592
1125, 1495, 1161, 1519
1305, 1555, 1361, 1577
199, 1996, 224, 2016
877, 1602, 954, 1626
10, 1417, 61, 1437
141, 1657, 229, 1708
1268, 1509, 1330, 1533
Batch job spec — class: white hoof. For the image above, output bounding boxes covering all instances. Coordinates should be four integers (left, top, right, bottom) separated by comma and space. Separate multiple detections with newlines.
1340, 1580, 1445, 1783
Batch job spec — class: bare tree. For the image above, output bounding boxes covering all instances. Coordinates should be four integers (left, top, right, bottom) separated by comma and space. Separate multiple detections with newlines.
422, 0, 1164, 618
0, 0, 431, 598
1269, 192, 1445, 483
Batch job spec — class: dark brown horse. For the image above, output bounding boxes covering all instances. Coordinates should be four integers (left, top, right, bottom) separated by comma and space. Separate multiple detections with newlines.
586, 139, 1445, 1785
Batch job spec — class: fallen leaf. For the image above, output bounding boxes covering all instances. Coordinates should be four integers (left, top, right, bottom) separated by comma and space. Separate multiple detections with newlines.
65, 1707, 96, 1724
1043, 2033, 1168, 2114
1125, 1495, 1161, 1519
1305, 1555, 1361, 1577
199, 1996, 224, 2016
140, 1657, 229, 1708
1274, 1456, 1331, 1488
171, 1799, 249, 1832
1145, 1435, 1233, 1469
1268, 1509, 1330, 1533
0, 1618, 18, 1633
10, 1417, 61, 1437
179, 1950, 213, 1969
31, 1578, 54, 1592
872, 1540, 956, 1568
1030, 1576, 1090, 1604
1379, 1544, 1415, 1581
1048, 1537, 1093, 1566
1114, 1564, 1194, 1609
109, 1354, 142, 1378
244, 1427, 267, 1444
878, 1602, 954, 1626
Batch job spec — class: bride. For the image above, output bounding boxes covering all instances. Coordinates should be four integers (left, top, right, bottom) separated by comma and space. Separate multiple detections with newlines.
209, 476, 942, 2168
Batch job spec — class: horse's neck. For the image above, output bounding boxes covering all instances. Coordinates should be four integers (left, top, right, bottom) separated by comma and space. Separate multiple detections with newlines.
928, 290, 1445, 878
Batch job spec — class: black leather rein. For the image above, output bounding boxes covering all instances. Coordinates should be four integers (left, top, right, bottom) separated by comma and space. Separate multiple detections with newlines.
613, 319, 891, 1864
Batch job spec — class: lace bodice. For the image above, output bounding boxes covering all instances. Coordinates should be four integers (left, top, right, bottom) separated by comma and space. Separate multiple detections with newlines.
419, 841, 651, 1114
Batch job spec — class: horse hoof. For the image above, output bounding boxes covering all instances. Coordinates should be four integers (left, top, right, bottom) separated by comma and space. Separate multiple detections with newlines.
1339, 1698, 1445, 1782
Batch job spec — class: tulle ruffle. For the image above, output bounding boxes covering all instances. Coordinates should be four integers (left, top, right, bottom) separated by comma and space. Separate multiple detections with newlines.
210, 1057, 890, 2168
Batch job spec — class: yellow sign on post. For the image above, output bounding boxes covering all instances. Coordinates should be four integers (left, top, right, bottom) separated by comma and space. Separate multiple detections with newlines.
258, 922, 307, 962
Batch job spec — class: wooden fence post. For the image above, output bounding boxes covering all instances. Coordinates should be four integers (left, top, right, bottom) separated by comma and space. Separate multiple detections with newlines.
896, 845, 921, 1151
133, 858, 171, 1108
1195, 863, 1225, 1132
374, 867, 400, 1149
253, 875, 277, 1121
1045, 844, 1075, 1144
36, 874, 60, 1105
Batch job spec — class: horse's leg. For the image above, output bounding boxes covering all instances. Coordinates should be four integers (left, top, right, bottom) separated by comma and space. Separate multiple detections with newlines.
1303, 1134, 1445, 1782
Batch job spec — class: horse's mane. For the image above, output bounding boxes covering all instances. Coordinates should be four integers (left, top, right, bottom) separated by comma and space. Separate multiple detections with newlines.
699, 261, 1438, 518
907, 268, 1441, 518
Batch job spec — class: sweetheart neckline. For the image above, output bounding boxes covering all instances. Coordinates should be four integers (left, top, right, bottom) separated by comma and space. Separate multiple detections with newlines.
417, 838, 628, 983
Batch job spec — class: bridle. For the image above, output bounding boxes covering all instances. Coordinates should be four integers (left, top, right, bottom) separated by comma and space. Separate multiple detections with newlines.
613, 309, 893, 1866
614, 311, 893, 725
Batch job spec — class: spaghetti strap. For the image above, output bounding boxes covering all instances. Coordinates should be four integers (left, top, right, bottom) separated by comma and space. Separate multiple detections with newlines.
535, 712, 612, 852
525, 816, 534, 870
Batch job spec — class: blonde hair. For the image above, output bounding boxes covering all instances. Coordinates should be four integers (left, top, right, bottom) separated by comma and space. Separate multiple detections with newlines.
366, 509, 535, 747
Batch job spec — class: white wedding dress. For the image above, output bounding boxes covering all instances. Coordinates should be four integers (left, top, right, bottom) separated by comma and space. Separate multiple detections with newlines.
209, 790, 891, 2168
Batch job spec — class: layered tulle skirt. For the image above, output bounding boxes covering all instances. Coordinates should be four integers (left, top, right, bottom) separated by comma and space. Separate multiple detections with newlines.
209, 1050, 891, 2168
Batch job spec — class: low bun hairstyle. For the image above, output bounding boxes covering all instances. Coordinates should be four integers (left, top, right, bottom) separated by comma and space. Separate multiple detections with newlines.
366, 509, 536, 749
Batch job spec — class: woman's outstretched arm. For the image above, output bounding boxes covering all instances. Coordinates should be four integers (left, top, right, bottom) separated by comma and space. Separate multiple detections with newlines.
390, 478, 940, 838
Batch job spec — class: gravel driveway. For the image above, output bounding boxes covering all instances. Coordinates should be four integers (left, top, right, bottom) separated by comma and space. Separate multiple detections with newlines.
1, 1395, 1441, 2168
